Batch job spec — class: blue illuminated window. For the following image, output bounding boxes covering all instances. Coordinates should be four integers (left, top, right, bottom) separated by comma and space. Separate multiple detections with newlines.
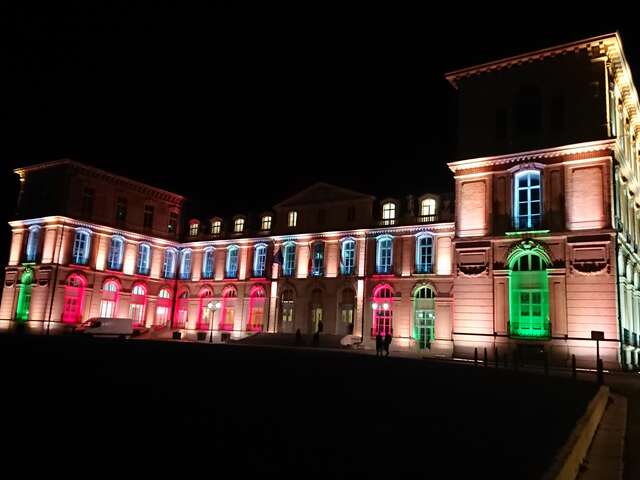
253, 243, 267, 277
226, 245, 239, 278
415, 234, 433, 273
376, 235, 393, 274
311, 242, 324, 277
25, 225, 40, 262
162, 248, 177, 279
137, 243, 151, 275
283, 242, 296, 277
72, 228, 91, 265
514, 171, 542, 230
107, 236, 124, 270
202, 247, 214, 279
179, 249, 192, 280
340, 238, 355, 275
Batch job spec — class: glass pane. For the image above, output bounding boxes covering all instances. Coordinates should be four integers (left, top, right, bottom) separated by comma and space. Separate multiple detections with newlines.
530, 188, 540, 201
531, 255, 540, 271
519, 176, 528, 188
530, 201, 540, 215
529, 174, 540, 186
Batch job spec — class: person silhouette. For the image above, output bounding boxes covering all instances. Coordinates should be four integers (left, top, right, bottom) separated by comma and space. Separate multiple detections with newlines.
384, 331, 392, 357
375, 331, 383, 357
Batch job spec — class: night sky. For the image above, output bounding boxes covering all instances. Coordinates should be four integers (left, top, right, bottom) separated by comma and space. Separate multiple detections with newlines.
1, 6, 638, 258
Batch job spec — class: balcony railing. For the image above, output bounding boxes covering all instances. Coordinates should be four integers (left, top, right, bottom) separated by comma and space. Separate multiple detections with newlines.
417, 214, 438, 223
378, 219, 397, 227
509, 321, 551, 339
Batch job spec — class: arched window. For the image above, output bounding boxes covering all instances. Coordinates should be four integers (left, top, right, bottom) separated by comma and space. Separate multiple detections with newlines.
311, 289, 323, 333
280, 289, 295, 332
174, 290, 189, 328
197, 288, 214, 330
382, 202, 396, 225
253, 243, 267, 277
155, 288, 172, 327
413, 285, 435, 349
261, 215, 272, 231
189, 220, 199, 237
372, 284, 393, 336
514, 170, 542, 230
129, 283, 147, 327
283, 242, 296, 277
376, 235, 393, 274
202, 247, 214, 279
248, 286, 266, 331
137, 243, 151, 275
25, 226, 40, 262
340, 238, 356, 276
234, 217, 245, 233
311, 242, 324, 277
509, 250, 550, 338
162, 248, 177, 279
99, 280, 120, 318
340, 288, 355, 335
220, 287, 237, 331
63, 274, 86, 324
72, 228, 91, 265
107, 236, 124, 271
415, 234, 433, 274
15, 269, 33, 321
226, 245, 239, 278
179, 249, 192, 280
420, 198, 436, 217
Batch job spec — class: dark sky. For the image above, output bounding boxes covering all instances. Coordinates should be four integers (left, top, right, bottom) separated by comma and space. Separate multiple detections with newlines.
1, 6, 638, 258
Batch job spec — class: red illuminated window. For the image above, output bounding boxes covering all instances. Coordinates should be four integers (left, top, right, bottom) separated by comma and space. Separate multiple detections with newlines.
62, 274, 86, 324
174, 290, 189, 328
219, 286, 237, 331
155, 288, 172, 327
129, 283, 147, 327
197, 288, 214, 330
99, 279, 120, 318
248, 286, 266, 331
372, 284, 393, 336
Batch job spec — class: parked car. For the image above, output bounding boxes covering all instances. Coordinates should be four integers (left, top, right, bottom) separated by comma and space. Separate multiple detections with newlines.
75, 317, 135, 339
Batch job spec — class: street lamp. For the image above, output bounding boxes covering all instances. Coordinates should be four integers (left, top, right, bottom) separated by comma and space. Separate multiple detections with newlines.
207, 301, 221, 343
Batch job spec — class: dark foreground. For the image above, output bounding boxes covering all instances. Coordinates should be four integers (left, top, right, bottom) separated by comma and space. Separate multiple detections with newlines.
0, 335, 597, 478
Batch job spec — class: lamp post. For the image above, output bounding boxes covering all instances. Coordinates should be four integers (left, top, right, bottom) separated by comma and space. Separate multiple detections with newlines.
208, 301, 221, 343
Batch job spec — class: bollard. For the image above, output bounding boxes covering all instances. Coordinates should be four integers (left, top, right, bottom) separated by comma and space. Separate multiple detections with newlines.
571, 354, 577, 381
597, 358, 605, 385
474, 347, 478, 367
544, 352, 549, 376
483, 347, 488, 367
494, 347, 499, 369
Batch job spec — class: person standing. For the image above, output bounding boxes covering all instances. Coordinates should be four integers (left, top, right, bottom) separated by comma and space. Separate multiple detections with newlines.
384, 331, 392, 357
375, 331, 383, 357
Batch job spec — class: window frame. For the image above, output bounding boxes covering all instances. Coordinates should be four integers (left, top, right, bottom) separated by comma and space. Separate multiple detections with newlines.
513, 170, 542, 230
376, 235, 393, 274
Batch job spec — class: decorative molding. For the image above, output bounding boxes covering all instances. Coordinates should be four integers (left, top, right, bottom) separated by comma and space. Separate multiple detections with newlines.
570, 260, 609, 276
457, 264, 489, 277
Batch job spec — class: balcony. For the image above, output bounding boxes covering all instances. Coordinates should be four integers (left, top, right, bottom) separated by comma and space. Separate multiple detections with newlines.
417, 214, 438, 224
378, 218, 397, 227
509, 320, 551, 339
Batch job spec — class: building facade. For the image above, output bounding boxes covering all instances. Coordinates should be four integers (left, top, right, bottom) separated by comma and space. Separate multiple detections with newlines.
3, 33, 640, 369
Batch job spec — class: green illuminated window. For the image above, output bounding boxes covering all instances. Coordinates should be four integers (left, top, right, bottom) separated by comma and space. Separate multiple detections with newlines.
16, 269, 33, 322
413, 285, 435, 349
509, 251, 550, 338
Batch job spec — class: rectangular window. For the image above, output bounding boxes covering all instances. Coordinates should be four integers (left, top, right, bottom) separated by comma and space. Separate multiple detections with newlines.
168, 212, 178, 234
189, 223, 199, 237
288, 211, 298, 228
514, 171, 541, 230
143, 205, 154, 230
283, 245, 296, 277
341, 240, 355, 275
116, 197, 127, 224
82, 187, 95, 218
211, 221, 221, 235
261, 216, 272, 230
234, 218, 245, 233
312, 243, 324, 277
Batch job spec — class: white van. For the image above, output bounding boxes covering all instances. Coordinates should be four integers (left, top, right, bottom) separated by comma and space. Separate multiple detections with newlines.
76, 317, 134, 338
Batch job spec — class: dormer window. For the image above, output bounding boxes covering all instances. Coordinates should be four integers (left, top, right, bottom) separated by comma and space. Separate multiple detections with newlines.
420, 198, 436, 216
288, 211, 298, 228
189, 220, 199, 237
261, 215, 272, 231
211, 219, 222, 235
382, 202, 396, 225
234, 217, 245, 233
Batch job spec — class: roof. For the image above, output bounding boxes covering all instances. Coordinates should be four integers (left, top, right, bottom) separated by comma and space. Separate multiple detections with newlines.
274, 181, 375, 208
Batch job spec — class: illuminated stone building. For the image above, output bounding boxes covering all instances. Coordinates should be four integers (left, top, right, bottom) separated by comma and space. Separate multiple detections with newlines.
2, 33, 639, 369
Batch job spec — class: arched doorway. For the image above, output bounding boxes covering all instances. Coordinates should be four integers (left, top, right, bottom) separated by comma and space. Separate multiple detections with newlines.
310, 288, 323, 334
509, 249, 550, 338
99, 279, 120, 318
129, 283, 147, 327
220, 286, 237, 331
248, 286, 266, 331
63, 274, 86, 324
197, 288, 213, 330
174, 290, 189, 328
155, 288, 172, 327
339, 288, 355, 335
15, 269, 34, 322
372, 284, 393, 336
280, 289, 295, 333
413, 285, 435, 349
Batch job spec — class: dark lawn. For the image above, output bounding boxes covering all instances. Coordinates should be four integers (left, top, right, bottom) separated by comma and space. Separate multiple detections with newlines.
0, 335, 597, 478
